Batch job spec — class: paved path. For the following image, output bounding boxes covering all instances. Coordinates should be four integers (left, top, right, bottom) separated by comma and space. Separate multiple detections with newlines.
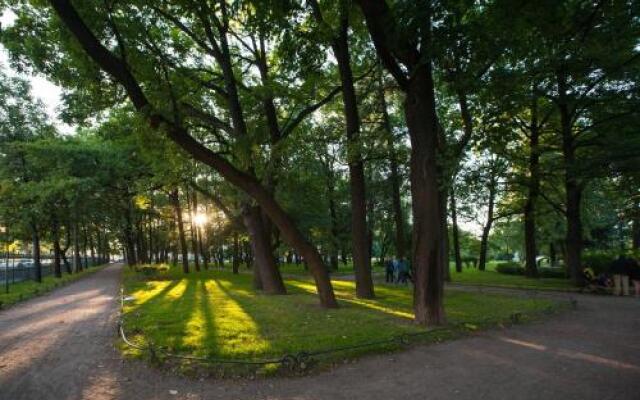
1, 264, 639, 400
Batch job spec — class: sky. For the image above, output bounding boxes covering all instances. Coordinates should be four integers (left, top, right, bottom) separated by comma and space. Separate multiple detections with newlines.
1, 10, 74, 134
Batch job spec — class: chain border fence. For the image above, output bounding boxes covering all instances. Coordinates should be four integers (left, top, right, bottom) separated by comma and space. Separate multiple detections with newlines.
117, 287, 577, 373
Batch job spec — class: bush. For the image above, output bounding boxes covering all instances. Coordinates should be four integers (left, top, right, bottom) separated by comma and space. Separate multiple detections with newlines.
581, 252, 613, 275
138, 264, 170, 276
495, 262, 524, 275
537, 268, 567, 279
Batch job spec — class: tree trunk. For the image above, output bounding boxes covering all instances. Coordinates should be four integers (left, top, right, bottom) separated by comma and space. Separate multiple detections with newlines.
243, 205, 286, 295
89, 228, 96, 266
232, 232, 240, 274
524, 97, 540, 278
380, 80, 406, 260
73, 220, 82, 273
405, 68, 446, 325
186, 190, 200, 272
478, 176, 496, 272
633, 206, 640, 250
124, 200, 137, 266
171, 189, 190, 273
558, 70, 584, 286
192, 192, 209, 270
450, 187, 462, 273
328, 195, 340, 272
32, 222, 42, 283
52, 216, 62, 278
331, 9, 374, 299
62, 225, 72, 273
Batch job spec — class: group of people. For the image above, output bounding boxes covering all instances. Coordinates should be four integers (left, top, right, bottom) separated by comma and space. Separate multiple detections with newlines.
584, 254, 640, 297
385, 258, 412, 284
609, 254, 640, 297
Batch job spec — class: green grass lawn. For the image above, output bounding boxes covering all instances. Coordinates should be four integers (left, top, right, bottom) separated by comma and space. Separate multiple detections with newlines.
121, 264, 558, 376
278, 261, 360, 276
279, 260, 574, 291
0, 264, 107, 309
449, 261, 574, 291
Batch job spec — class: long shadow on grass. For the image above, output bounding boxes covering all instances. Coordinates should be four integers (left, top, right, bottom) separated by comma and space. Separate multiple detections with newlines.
206, 278, 272, 359
198, 279, 219, 358
125, 279, 182, 313
285, 278, 417, 321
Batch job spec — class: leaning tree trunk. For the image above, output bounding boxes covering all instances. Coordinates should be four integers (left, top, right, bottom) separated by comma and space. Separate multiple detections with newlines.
50, 0, 337, 308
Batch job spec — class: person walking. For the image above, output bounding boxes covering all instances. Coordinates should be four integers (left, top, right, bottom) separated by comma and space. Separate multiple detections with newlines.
628, 257, 640, 297
397, 258, 408, 284
385, 258, 395, 283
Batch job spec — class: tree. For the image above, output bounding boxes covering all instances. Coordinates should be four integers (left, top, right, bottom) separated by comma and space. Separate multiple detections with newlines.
4, 0, 339, 307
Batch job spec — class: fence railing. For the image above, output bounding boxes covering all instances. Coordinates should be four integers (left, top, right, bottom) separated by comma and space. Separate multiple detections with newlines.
0, 255, 102, 288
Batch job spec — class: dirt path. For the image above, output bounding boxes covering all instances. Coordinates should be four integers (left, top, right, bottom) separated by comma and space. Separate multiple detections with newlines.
1, 264, 639, 400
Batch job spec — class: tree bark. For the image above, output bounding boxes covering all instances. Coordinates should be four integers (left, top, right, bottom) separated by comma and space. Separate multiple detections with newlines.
558, 69, 584, 286
379, 75, 406, 260
450, 187, 463, 273
52, 216, 62, 278
405, 70, 446, 324
89, 228, 96, 266
124, 199, 137, 266
32, 222, 42, 283
243, 205, 286, 295
232, 232, 240, 274
478, 173, 497, 272
186, 190, 200, 272
171, 189, 189, 273
62, 225, 72, 273
524, 96, 540, 278
358, 0, 445, 325
73, 219, 82, 273
633, 200, 640, 250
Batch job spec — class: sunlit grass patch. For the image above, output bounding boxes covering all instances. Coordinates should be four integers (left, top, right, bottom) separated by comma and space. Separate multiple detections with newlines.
120, 264, 559, 376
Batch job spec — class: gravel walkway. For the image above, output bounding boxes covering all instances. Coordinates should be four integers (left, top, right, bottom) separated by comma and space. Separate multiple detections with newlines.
1, 263, 638, 400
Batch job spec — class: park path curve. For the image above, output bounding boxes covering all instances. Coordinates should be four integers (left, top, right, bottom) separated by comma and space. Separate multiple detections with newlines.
0, 263, 639, 400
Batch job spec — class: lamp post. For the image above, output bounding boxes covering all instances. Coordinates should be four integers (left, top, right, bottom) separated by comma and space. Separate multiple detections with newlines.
0, 225, 8, 294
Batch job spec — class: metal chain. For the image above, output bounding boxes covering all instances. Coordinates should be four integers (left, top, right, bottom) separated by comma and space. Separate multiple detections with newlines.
118, 287, 574, 372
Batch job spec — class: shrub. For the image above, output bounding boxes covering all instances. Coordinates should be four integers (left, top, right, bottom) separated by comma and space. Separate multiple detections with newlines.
138, 264, 170, 276
537, 268, 568, 279
495, 262, 524, 275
